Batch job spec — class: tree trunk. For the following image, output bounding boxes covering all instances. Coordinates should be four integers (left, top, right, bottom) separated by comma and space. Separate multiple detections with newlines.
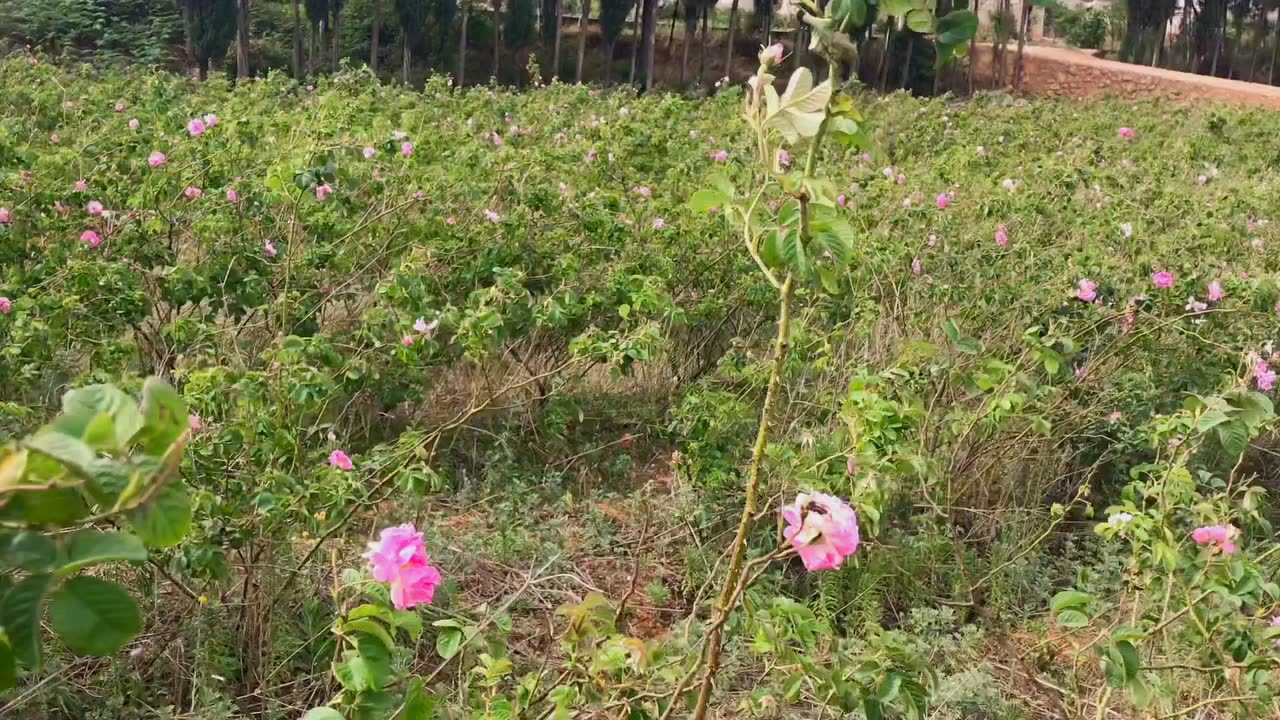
1014, 0, 1030, 89
605, 39, 616, 84
668, 0, 679, 48
723, 0, 740, 80
698, 4, 709, 84
552, 0, 563, 79
371, 0, 381, 72
292, 0, 304, 77
1210, 25, 1223, 76
180, 1, 197, 75
493, 0, 503, 82
459, 4, 470, 85
763, 0, 772, 48
576, 0, 590, 82
640, 0, 657, 90
899, 35, 913, 89
877, 24, 891, 90
198, 57, 209, 81
682, 17, 693, 83
968, 0, 979, 92
236, 0, 251, 79
629, 7, 640, 84
308, 22, 317, 75
331, 4, 341, 72
1271, 17, 1280, 84
402, 33, 411, 82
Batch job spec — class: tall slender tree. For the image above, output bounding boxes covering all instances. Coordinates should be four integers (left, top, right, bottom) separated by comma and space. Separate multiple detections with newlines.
178, 0, 238, 80
638, 0, 657, 89
723, 0, 741, 80
371, 0, 382, 72
628, 4, 640, 83
576, 0, 591, 82
305, 0, 330, 74
331, 0, 344, 71
681, 0, 698, 83
506, 0, 537, 83
459, 0, 471, 84
292, 0, 305, 77
235, 0, 251, 79
396, 0, 428, 82
599, 0, 635, 83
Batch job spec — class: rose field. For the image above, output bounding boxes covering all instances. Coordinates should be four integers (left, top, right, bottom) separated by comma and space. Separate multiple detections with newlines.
2, 47, 1280, 720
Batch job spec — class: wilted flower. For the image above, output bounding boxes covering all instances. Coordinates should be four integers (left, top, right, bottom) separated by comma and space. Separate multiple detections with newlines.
148, 151, 167, 168
1151, 270, 1175, 289
1192, 524, 1239, 555
315, 183, 333, 201
128, 118, 140, 130
1118, 127, 1136, 140
263, 241, 277, 257
1207, 280, 1224, 302
1185, 297, 1207, 313
995, 224, 1009, 247
74, 179, 88, 193
183, 186, 203, 200
86, 200, 104, 216
895, 173, 907, 185
392, 129, 408, 140
759, 42, 785, 66
1076, 278, 1098, 303
652, 217, 667, 230
1106, 411, 1123, 423
364, 524, 443, 609
363, 146, 376, 159
329, 450, 354, 471
484, 209, 501, 223
80, 230, 102, 248
781, 492, 860, 571
187, 117, 206, 137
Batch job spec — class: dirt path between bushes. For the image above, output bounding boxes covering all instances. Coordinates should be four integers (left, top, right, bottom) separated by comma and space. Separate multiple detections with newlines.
974, 44, 1280, 109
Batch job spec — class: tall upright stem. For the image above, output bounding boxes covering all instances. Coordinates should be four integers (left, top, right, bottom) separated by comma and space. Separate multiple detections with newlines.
688, 273, 793, 720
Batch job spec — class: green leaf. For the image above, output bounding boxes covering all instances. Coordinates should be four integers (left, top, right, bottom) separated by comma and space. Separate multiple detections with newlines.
398, 678, 438, 720
59, 530, 148, 576
687, 189, 727, 213
1056, 608, 1089, 628
1050, 590, 1092, 613
881, 0, 912, 16
5, 532, 58, 573
436, 627, 463, 660
127, 482, 192, 548
302, 709, 345, 720
905, 8, 935, 32
49, 577, 142, 656
1116, 640, 1140, 681
935, 9, 978, 44
0, 634, 15, 691
61, 385, 143, 450
876, 672, 903, 703
830, 0, 867, 28
23, 432, 97, 477
0, 574, 53, 668
391, 610, 424, 641
863, 697, 884, 720
343, 619, 396, 653
134, 378, 189, 455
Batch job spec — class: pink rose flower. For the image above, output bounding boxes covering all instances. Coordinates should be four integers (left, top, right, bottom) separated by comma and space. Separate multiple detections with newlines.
1207, 280, 1224, 302
329, 449, 354, 471
1256, 360, 1276, 392
1076, 278, 1097, 303
74, 179, 88, 193
187, 117, 206, 137
148, 151, 167, 168
1151, 271, 1175, 289
203, 113, 219, 128
0, 297, 11, 315
315, 183, 333, 201
184, 186, 203, 200
759, 42, 785, 66
401, 141, 414, 157
836, 194, 847, 208
86, 200, 104, 216
0, 207, 12, 224
995, 224, 1009, 247
711, 149, 729, 163
935, 192, 951, 210
1192, 524, 1239, 555
1118, 127, 1136, 140
781, 492, 860, 571
81, 229, 102, 249
364, 523, 443, 609
226, 187, 239, 203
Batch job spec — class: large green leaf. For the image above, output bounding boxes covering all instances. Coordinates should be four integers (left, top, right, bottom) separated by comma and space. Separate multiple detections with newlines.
5, 532, 58, 573
23, 432, 97, 477
61, 385, 143, 450
905, 8, 935, 33
302, 708, 345, 720
0, 573, 54, 668
59, 530, 148, 576
48, 577, 142, 656
936, 9, 978, 44
134, 378, 189, 455
127, 482, 192, 548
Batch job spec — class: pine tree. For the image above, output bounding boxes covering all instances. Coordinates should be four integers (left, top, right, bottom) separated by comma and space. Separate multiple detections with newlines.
177, 0, 237, 80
